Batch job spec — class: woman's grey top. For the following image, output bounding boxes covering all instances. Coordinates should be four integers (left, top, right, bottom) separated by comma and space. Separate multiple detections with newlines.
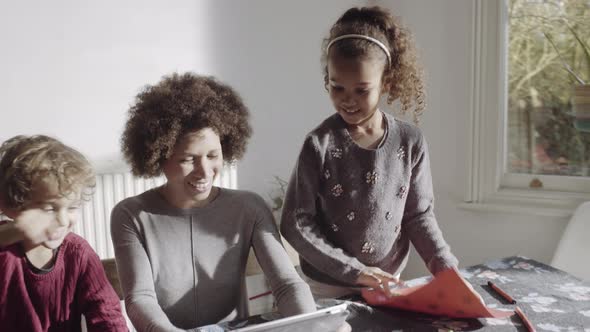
111, 188, 315, 332
280, 112, 458, 286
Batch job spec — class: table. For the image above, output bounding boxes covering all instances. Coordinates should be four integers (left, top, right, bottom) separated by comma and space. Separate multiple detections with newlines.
227, 256, 590, 331
338, 256, 590, 331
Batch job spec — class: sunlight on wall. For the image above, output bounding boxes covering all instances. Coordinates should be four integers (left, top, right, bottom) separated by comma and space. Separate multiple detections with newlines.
0, 1, 215, 172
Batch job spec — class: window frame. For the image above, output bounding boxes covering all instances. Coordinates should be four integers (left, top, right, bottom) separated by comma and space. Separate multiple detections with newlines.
463, 0, 590, 218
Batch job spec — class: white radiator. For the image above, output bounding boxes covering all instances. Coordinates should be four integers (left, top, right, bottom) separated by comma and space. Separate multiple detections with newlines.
74, 165, 237, 259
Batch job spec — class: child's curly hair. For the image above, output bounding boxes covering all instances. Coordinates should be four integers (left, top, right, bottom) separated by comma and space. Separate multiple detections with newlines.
0, 135, 95, 211
322, 6, 426, 124
121, 72, 252, 177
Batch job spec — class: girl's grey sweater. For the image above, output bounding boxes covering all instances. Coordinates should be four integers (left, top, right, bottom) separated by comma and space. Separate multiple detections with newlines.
280, 112, 458, 286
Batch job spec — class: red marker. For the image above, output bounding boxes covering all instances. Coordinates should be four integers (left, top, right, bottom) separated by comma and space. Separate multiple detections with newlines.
487, 281, 516, 304
515, 306, 536, 332
249, 290, 272, 301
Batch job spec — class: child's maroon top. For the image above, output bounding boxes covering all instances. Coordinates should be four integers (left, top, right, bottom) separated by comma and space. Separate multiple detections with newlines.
0, 232, 127, 332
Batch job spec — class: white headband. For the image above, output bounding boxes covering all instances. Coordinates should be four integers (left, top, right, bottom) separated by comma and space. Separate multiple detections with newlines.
326, 34, 391, 65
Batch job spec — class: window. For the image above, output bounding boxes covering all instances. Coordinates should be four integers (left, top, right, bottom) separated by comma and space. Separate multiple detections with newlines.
465, 0, 590, 217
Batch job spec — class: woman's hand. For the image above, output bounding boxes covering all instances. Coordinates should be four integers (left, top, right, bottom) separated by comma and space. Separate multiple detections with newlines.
356, 266, 404, 297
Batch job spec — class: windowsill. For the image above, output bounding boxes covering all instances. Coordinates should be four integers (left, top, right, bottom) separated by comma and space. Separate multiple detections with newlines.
458, 202, 574, 218
466, 0, 590, 219
465, 181, 589, 218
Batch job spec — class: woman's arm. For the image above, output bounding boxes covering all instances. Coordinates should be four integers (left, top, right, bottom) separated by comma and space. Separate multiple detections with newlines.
249, 193, 316, 317
110, 204, 187, 332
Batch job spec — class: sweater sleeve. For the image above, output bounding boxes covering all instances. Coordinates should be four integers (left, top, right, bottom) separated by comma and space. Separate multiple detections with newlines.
402, 136, 458, 274
110, 204, 190, 332
76, 243, 129, 332
249, 194, 316, 316
280, 135, 366, 285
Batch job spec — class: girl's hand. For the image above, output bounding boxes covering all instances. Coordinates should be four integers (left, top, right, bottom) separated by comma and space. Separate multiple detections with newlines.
356, 266, 404, 297
465, 280, 486, 305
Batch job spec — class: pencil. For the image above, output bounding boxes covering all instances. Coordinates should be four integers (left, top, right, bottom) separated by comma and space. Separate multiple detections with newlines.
515, 306, 536, 332
487, 281, 516, 304
249, 290, 272, 301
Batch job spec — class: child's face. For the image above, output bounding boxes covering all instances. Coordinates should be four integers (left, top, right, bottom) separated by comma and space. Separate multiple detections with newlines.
327, 55, 385, 126
161, 127, 223, 208
25, 177, 82, 249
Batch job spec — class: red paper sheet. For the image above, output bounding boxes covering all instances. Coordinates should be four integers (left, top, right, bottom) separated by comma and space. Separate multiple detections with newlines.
362, 267, 514, 319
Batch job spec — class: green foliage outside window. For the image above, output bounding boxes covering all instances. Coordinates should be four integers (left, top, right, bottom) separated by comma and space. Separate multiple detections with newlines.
508, 0, 590, 176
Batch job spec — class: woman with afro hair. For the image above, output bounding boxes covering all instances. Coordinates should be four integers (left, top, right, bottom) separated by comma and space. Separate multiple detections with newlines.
110, 73, 316, 331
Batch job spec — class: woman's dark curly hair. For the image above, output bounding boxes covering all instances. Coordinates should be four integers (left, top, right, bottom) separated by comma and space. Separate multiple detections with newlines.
322, 6, 426, 124
121, 72, 252, 177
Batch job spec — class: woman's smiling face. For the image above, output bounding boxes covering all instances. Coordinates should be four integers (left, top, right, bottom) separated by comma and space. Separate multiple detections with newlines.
161, 128, 223, 209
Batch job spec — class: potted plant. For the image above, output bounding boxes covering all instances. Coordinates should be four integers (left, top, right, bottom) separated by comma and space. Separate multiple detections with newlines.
267, 176, 300, 267
545, 25, 590, 132
245, 176, 299, 277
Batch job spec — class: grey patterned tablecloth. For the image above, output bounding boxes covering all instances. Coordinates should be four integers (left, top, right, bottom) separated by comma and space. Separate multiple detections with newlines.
226, 256, 590, 331
337, 256, 590, 331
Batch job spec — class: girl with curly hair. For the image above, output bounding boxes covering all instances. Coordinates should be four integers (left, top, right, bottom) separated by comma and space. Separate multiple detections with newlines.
111, 73, 316, 331
280, 6, 458, 300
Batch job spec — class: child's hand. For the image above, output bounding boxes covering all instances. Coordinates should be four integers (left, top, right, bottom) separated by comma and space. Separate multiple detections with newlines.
465, 280, 486, 305
11, 208, 62, 245
356, 266, 404, 298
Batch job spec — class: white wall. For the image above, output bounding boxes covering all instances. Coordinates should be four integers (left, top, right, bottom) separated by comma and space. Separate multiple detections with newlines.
0, 0, 213, 168
201, 0, 569, 278
375, 0, 568, 278
0, 0, 569, 279
201, 0, 364, 198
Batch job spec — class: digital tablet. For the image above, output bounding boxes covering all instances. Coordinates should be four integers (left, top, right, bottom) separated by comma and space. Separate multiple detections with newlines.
232, 303, 349, 332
